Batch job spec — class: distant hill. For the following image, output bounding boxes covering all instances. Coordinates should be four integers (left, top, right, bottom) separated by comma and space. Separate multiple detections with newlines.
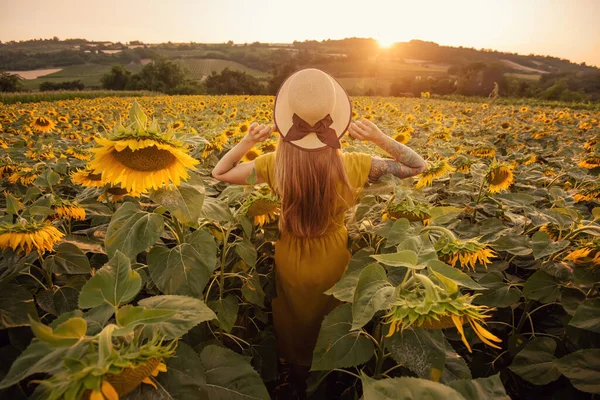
1, 37, 598, 98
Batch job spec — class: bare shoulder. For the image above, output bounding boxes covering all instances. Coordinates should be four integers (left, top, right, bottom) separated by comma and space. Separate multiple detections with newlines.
368, 157, 426, 183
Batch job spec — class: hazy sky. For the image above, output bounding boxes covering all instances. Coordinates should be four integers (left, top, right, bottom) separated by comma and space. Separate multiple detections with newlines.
1, 0, 599, 66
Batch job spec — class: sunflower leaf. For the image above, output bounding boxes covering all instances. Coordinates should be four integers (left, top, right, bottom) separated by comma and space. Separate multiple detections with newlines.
78, 250, 142, 309
426, 260, 485, 290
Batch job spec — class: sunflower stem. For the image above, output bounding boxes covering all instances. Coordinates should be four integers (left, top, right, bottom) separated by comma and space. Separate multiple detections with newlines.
563, 225, 600, 241
515, 300, 533, 334
420, 225, 457, 241
373, 323, 386, 378
219, 226, 232, 300
472, 177, 488, 222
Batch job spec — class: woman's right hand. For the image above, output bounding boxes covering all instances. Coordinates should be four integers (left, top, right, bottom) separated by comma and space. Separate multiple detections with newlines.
243, 122, 274, 145
348, 119, 387, 144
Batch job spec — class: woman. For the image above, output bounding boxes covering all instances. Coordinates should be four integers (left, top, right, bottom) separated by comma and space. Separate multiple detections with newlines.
212, 68, 427, 397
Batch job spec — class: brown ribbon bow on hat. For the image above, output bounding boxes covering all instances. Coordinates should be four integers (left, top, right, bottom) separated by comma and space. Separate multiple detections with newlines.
282, 113, 340, 149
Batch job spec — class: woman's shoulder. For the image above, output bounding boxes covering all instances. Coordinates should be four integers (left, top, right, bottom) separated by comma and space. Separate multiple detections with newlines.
342, 151, 373, 187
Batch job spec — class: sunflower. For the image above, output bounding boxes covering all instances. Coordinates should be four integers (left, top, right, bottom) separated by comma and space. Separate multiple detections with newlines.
469, 147, 496, 158
9, 167, 40, 185
424, 226, 497, 271
31, 116, 56, 133
452, 155, 476, 173
384, 197, 431, 223
66, 148, 92, 161
53, 202, 86, 221
383, 284, 501, 352
415, 160, 454, 188
57, 116, 69, 123
260, 140, 277, 152
90, 380, 118, 400
539, 224, 563, 241
170, 121, 184, 130
578, 155, 600, 169
563, 242, 600, 267
237, 121, 250, 134
71, 169, 105, 187
243, 190, 281, 226
573, 184, 600, 202
241, 147, 263, 163
0, 220, 64, 255
486, 163, 514, 193
140, 361, 168, 389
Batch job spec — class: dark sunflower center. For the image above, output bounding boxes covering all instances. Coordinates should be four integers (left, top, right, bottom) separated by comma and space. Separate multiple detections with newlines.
112, 146, 177, 172
489, 168, 510, 185
108, 187, 129, 195
36, 118, 50, 127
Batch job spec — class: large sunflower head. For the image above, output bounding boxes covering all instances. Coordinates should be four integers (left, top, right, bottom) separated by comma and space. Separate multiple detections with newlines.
0, 220, 64, 255
52, 200, 86, 222
30, 116, 56, 133
415, 160, 455, 188
485, 162, 514, 193
241, 147, 263, 163
88, 102, 199, 193
242, 190, 281, 227
383, 276, 501, 352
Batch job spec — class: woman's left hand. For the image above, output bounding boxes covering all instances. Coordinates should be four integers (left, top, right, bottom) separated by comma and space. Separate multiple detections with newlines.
243, 122, 274, 144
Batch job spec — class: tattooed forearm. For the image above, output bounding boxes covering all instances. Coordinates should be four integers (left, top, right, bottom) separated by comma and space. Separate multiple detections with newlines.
368, 135, 428, 182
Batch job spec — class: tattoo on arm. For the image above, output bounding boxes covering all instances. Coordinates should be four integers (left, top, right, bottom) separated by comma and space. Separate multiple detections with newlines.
368, 136, 427, 183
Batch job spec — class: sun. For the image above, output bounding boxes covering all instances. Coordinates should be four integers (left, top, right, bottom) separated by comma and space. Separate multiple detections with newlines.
377, 37, 395, 48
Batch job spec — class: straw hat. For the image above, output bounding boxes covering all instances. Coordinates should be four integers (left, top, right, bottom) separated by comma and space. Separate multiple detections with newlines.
274, 68, 352, 151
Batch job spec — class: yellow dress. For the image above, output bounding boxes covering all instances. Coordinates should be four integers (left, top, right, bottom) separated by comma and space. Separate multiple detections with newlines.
253, 151, 373, 367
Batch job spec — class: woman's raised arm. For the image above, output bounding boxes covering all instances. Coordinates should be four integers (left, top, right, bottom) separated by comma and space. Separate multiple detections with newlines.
211, 122, 274, 185
348, 119, 428, 182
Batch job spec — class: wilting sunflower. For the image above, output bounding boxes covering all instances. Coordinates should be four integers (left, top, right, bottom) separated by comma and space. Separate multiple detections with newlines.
452, 155, 476, 173
469, 147, 496, 158
486, 163, 514, 193
573, 184, 600, 202
436, 236, 496, 271
0, 158, 18, 178
578, 155, 600, 169
564, 242, 600, 267
383, 197, 431, 224
9, 167, 40, 185
88, 102, 199, 193
383, 281, 502, 352
0, 220, 64, 255
241, 147, 263, 163
243, 190, 281, 226
30, 116, 56, 133
52, 201, 86, 221
540, 224, 563, 241
71, 168, 105, 187
66, 147, 92, 161
415, 160, 454, 188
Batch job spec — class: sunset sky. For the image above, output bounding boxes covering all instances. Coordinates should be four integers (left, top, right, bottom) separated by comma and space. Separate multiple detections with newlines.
1, 0, 599, 66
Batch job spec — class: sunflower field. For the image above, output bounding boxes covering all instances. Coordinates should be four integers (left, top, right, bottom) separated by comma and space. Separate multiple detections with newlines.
0, 94, 599, 400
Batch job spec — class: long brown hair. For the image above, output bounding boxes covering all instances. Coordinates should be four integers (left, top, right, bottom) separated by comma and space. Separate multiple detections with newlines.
274, 136, 356, 238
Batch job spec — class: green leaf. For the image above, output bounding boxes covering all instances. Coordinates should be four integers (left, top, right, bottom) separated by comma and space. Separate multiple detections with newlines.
568, 299, 600, 333
532, 231, 570, 259
78, 250, 142, 309
129, 100, 148, 127
83, 304, 115, 335
29, 317, 87, 347
351, 263, 395, 330
245, 167, 257, 185
371, 250, 422, 268
156, 342, 207, 399
491, 233, 532, 256
508, 337, 561, 385
105, 202, 164, 259
523, 271, 560, 303
199, 344, 270, 400
384, 218, 412, 247
241, 272, 264, 307
138, 295, 216, 340
148, 229, 217, 297
311, 303, 375, 371
208, 295, 239, 333
397, 234, 439, 263
5, 192, 21, 215
200, 197, 233, 222
360, 372, 464, 400
426, 260, 485, 290
28, 205, 56, 217
149, 182, 205, 226
115, 305, 177, 332
43, 242, 91, 275
555, 349, 600, 394
324, 249, 375, 302
0, 282, 36, 330
385, 327, 471, 383
473, 271, 522, 308
0, 340, 78, 389
235, 238, 257, 268
448, 374, 510, 400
